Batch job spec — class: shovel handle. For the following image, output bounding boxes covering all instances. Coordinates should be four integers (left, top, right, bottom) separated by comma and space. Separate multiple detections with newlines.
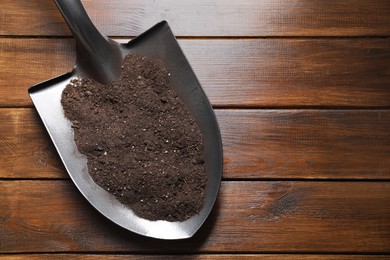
54, 0, 122, 84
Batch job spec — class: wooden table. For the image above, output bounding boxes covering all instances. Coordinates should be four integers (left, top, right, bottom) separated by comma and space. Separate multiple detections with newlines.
1, 0, 390, 258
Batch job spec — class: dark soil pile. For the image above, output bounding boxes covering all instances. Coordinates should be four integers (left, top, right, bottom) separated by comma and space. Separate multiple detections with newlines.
61, 54, 207, 222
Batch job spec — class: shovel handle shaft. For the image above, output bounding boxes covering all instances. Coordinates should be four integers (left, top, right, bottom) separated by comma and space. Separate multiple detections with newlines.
54, 0, 123, 84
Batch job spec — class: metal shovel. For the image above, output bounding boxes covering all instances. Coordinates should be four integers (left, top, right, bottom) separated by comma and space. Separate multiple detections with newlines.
28, 0, 222, 239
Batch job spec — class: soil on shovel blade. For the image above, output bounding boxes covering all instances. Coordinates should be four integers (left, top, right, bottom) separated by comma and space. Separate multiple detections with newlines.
61, 54, 207, 222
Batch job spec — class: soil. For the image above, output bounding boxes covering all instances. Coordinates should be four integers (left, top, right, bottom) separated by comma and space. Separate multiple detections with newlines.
61, 54, 207, 222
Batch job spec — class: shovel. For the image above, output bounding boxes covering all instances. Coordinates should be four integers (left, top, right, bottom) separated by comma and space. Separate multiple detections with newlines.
28, 0, 223, 240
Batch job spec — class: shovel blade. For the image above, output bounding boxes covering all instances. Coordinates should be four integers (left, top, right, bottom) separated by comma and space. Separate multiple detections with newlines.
29, 22, 223, 240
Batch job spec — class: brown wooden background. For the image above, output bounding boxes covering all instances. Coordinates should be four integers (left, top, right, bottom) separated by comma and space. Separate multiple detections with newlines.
1, 0, 389, 258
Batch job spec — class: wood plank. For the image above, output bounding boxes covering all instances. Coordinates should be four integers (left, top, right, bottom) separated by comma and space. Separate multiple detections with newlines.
0, 181, 389, 253
1, 254, 388, 259
2, 0, 390, 37
1, 109, 389, 179
1, 38, 390, 108
0, 109, 65, 178
219, 110, 390, 179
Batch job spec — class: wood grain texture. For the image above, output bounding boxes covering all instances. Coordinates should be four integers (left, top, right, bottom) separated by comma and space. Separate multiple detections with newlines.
0, 181, 389, 253
2, 0, 389, 258
218, 109, 390, 179
1, 254, 388, 260
2, 0, 390, 37
1, 38, 390, 107
0, 109, 64, 178
1, 109, 389, 179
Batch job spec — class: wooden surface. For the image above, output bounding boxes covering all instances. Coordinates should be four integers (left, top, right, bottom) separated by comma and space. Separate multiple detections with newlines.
1, 109, 389, 179
1, 255, 389, 260
1, 181, 389, 253
2, 38, 390, 107
1, 0, 389, 258
2, 0, 390, 36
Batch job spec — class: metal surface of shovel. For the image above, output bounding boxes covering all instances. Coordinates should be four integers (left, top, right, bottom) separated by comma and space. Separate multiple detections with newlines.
28, 0, 222, 240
